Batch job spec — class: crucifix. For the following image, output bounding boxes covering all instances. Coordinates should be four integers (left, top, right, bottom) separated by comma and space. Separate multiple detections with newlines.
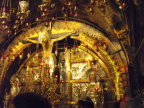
23, 22, 78, 77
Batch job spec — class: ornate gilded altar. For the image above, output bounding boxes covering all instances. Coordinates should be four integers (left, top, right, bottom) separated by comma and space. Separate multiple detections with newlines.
1, 21, 128, 108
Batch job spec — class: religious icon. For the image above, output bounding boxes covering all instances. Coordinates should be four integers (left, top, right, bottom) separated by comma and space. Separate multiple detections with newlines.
85, 68, 104, 108
10, 76, 21, 97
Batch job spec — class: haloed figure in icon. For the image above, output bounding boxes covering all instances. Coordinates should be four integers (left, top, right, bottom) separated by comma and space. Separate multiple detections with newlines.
86, 68, 104, 108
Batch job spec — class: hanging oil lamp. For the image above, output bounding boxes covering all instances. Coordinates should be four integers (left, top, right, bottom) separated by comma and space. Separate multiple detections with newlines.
0, 57, 4, 62
12, 54, 15, 61
4, 24, 9, 29
0, 7, 10, 19
17, 0, 30, 26
19, 1, 29, 14
35, 16, 41, 22
27, 52, 30, 58
94, 42, 99, 52
19, 53, 23, 59
25, 21, 31, 27
88, 5, 94, 12
1, 20, 6, 24
31, 70, 35, 74
102, 40, 107, 49
119, 3, 127, 10
5, 55, 9, 62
